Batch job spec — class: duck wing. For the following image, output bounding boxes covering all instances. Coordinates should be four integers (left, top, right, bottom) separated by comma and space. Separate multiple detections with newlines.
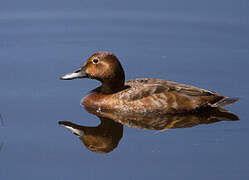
121, 78, 217, 101
163, 80, 215, 96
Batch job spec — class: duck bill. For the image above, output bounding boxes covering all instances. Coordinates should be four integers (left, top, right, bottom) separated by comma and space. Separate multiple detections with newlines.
60, 69, 87, 80
59, 121, 84, 137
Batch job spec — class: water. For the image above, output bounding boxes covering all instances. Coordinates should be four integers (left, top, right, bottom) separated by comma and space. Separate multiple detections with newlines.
0, 0, 249, 179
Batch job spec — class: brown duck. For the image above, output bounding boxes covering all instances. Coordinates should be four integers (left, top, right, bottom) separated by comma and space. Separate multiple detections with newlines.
60, 52, 238, 114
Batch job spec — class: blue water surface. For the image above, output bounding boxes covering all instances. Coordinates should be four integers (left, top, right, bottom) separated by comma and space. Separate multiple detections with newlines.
0, 0, 249, 179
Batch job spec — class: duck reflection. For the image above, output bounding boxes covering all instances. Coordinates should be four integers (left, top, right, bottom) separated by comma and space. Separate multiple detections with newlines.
59, 117, 123, 154
59, 108, 238, 154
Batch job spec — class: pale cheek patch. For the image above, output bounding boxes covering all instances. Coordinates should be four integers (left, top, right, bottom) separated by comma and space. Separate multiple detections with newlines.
100, 62, 112, 77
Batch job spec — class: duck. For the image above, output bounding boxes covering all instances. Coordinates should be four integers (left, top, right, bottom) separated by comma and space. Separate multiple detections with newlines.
60, 51, 238, 114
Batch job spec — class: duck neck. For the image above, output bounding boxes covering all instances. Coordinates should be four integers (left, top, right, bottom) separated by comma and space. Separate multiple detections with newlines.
100, 77, 125, 94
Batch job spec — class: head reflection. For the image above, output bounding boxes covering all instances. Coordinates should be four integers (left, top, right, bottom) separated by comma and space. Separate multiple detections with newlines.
59, 117, 123, 154
59, 107, 238, 154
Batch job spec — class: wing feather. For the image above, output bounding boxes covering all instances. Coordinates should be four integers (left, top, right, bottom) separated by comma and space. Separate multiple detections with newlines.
119, 78, 216, 101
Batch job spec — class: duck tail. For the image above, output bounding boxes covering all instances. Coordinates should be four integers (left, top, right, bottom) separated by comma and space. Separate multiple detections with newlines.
212, 97, 239, 107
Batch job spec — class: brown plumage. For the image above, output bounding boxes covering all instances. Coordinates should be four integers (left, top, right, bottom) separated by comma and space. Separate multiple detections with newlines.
60, 51, 238, 114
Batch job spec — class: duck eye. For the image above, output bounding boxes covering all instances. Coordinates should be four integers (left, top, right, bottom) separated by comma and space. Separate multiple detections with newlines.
92, 59, 99, 64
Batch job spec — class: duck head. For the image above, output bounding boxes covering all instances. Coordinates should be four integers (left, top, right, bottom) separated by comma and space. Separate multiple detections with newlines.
60, 51, 125, 94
